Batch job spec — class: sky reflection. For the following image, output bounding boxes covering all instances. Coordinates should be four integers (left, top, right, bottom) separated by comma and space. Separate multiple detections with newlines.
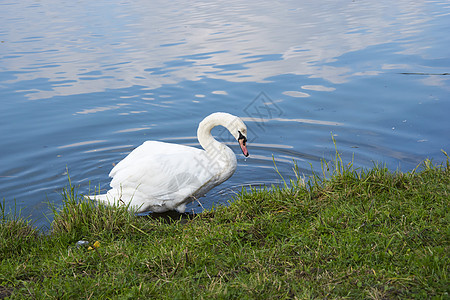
1, 0, 448, 100
0, 0, 449, 226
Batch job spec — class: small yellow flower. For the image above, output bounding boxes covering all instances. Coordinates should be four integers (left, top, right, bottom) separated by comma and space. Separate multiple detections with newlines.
88, 241, 101, 250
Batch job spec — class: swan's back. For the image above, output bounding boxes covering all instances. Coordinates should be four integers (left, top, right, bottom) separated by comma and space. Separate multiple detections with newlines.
101, 141, 223, 212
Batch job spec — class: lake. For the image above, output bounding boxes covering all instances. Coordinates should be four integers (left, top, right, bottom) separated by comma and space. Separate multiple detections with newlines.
1, 0, 449, 229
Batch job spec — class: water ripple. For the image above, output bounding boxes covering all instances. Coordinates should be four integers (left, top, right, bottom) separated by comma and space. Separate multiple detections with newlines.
1, 0, 449, 227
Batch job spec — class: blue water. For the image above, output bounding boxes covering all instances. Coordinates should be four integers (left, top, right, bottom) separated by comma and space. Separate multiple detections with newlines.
1, 0, 449, 229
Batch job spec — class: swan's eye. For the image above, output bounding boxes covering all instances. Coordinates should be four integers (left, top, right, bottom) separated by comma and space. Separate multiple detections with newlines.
238, 131, 247, 145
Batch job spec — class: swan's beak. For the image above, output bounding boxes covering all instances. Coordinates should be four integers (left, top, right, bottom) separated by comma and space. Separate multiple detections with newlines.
238, 131, 249, 157
238, 137, 249, 157
239, 138, 249, 157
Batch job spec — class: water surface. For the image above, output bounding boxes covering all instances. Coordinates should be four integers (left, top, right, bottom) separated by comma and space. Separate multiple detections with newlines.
1, 0, 449, 228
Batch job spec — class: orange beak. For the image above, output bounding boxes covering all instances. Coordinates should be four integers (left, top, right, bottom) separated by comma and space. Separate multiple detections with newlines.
239, 138, 249, 157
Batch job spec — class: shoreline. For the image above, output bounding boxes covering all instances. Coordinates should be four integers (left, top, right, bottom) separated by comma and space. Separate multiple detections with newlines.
1, 155, 449, 298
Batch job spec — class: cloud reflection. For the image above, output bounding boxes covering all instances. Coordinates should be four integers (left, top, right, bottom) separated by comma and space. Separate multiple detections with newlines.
282, 91, 310, 98
241, 117, 343, 126
301, 85, 336, 92
0, 0, 447, 100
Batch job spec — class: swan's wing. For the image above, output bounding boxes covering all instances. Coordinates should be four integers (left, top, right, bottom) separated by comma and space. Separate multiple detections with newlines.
107, 141, 218, 209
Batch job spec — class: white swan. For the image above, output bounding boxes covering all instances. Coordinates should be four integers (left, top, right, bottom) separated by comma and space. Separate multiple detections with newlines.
88, 112, 249, 213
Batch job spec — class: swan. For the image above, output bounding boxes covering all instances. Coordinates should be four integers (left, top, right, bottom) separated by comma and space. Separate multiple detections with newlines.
87, 112, 249, 213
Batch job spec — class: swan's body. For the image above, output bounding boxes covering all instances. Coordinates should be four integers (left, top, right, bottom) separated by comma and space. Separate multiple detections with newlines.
87, 112, 249, 213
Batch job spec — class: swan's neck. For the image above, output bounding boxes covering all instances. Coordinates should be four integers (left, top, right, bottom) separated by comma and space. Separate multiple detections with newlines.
197, 113, 237, 166
198, 116, 226, 154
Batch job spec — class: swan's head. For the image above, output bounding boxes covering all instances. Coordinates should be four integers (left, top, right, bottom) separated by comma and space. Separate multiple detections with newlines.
238, 130, 249, 157
228, 116, 249, 157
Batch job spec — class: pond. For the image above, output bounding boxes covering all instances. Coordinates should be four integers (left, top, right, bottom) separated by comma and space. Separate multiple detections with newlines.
1, 0, 449, 229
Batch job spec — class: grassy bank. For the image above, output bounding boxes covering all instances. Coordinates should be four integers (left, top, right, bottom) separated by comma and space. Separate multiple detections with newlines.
1, 154, 449, 299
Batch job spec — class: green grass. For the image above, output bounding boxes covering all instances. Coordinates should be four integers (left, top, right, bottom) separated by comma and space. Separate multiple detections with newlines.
1, 153, 449, 299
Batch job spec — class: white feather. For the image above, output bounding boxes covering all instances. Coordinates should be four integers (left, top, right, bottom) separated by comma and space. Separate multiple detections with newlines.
87, 112, 249, 213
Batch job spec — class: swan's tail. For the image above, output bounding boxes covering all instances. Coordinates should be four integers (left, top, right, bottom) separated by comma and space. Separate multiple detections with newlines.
85, 193, 109, 203
85, 192, 125, 208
